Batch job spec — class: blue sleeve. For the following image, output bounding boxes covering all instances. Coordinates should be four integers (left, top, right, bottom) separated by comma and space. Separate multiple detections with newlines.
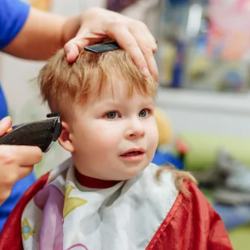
0, 0, 30, 50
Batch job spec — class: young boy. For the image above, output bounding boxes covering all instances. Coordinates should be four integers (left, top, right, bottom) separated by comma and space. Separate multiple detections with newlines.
0, 47, 233, 250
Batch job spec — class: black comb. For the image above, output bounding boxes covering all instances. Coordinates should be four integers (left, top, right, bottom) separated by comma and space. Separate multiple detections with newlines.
84, 41, 121, 53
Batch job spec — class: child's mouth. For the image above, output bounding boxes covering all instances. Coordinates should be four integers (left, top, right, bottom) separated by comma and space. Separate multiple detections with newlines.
120, 149, 145, 161
121, 151, 143, 156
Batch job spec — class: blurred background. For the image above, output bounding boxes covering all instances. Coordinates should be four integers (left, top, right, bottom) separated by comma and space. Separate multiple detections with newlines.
1, 0, 250, 249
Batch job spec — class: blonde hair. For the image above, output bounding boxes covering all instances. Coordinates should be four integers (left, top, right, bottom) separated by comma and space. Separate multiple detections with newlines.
38, 48, 196, 195
38, 49, 156, 120
156, 165, 197, 197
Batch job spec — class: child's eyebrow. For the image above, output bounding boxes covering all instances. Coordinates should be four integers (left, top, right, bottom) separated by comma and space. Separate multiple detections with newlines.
144, 99, 155, 105
101, 99, 155, 105
93, 96, 155, 107
92, 100, 123, 109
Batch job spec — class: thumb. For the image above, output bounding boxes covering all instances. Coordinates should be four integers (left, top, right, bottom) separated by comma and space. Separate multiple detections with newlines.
64, 36, 89, 64
64, 32, 107, 63
0, 116, 12, 137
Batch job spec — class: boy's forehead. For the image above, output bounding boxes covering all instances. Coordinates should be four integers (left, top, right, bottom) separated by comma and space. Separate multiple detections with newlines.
78, 71, 156, 106
91, 88, 154, 107
86, 81, 151, 102
87, 77, 125, 98
95, 79, 152, 100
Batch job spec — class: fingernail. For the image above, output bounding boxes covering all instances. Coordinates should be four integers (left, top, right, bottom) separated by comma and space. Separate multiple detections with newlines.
141, 67, 149, 77
1, 116, 11, 125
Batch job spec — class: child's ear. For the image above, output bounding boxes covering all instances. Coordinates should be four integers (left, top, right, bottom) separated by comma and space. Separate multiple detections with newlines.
58, 121, 75, 152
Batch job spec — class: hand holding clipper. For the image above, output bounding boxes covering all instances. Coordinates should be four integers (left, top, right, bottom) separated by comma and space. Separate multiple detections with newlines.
0, 113, 62, 152
0, 114, 62, 205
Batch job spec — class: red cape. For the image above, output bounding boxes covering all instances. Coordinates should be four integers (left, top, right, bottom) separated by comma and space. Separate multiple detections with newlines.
0, 173, 233, 250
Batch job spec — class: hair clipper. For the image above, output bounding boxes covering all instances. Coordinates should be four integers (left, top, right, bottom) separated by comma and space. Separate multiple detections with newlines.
0, 113, 62, 152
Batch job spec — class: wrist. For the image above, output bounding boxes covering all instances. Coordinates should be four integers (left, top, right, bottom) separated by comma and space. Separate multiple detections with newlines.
61, 15, 81, 46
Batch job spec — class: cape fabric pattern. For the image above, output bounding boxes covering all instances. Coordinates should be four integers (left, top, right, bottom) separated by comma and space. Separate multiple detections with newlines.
0, 159, 233, 250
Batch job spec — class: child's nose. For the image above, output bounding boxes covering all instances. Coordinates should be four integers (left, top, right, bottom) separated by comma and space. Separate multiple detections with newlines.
125, 119, 145, 139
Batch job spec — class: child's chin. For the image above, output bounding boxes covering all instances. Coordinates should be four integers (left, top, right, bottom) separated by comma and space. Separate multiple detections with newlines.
121, 164, 148, 180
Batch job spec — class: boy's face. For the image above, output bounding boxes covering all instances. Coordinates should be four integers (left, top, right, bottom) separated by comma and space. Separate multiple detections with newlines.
62, 79, 158, 181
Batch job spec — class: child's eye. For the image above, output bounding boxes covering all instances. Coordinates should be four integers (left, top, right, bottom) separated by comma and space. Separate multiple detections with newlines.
105, 111, 119, 119
139, 109, 149, 117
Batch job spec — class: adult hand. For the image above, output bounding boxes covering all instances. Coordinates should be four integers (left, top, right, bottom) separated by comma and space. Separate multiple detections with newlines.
0, 117, 42, 206
64, 8, 158, 80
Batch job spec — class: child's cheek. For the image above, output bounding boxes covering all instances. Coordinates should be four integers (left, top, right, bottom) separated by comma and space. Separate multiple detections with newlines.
94, 123, 122, 148
148, 123, 159, 149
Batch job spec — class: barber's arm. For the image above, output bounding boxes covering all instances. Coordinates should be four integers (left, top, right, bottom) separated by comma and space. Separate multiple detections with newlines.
3, 7, 158, 80
0, 117, 42, 206
2, 8, 68, 61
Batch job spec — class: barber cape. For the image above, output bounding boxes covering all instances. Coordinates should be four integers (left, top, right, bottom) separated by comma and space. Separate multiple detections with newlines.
0, 158, 233, 250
